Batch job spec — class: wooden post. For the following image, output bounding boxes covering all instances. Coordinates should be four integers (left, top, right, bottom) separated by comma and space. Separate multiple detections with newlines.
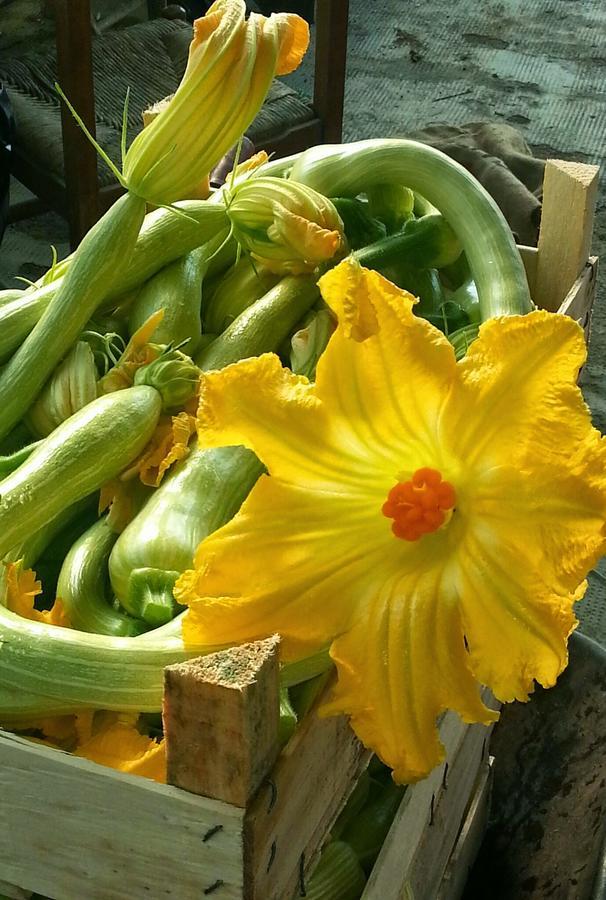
163, 636, 281, 808
54, 0, 99, 248
314, 0, 349, 144
534, 160, 599, 312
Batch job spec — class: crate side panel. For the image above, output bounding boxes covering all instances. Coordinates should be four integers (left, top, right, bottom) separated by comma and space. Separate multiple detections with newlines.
406, 725, 491, 898
0, 732, 244, 900
437, 758, 494, 900
246, 699, 369, 900
360, 711, 469, 899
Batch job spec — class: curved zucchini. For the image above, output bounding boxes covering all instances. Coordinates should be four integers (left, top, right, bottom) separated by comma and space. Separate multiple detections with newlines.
289, 139, 532, 319
109, 445, 262, 625
110, 274, 320, 623
354, 214, 461, 272
0, 192, 147, 442
57, 517, 149, 637
0, 385, 162, 560
128, 231, 234, 354
196, 275, 319, 370
203, 257, 280, 334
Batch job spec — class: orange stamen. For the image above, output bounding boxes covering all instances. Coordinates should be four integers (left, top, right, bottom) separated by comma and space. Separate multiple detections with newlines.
382, 467, 456, 541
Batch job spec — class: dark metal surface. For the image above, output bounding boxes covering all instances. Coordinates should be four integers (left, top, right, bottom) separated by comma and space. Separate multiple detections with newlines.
466, 632, 606, 900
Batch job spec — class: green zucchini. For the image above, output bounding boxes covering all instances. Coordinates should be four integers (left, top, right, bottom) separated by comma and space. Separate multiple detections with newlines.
0, 205, 231, 363
365, 182, 415, 233
0, 288, 26, 307
290, 139, 533, 319
0, 440, 42, 479
353, 214, 461, 273
57, 517, 149, 637
278, 686, 298, 747
341, 780, 406, 873
0, 192, 147, 442
0, 385, 162, 560
109, 275, 320, 623
327, 197, 387, 251
0, 284, 56, 364
18, 496, 96, 572
203, 256, 280, 334
196, 275, 320, 370
128, 231, 235, 354
109, 444, 262, 625
306, 841, 367, 900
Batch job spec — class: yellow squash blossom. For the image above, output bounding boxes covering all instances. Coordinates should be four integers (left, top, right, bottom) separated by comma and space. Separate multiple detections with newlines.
123, 0, 309, 205
176, 258, 606, 782
227, 176, 345, 274
74, 716, 166, 784
6, 561, 70, 628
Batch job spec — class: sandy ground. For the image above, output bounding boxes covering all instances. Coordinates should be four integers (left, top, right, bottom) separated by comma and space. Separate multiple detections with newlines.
1, 0, 605, 640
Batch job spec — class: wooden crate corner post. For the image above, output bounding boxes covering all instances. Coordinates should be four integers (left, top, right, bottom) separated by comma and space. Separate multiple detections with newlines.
163, 635, 281, 808
533, 159, 599, 311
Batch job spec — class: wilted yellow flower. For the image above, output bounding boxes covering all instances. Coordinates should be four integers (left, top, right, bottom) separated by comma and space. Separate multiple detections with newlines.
74, 717, 166, 783
6, 561, 70, 628
227, 176, 345, 274
176, 258, 606, 783
123, 0, 309, 205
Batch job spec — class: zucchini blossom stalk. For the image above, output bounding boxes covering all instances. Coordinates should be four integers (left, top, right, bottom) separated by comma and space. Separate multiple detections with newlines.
226, 176, 346, 274
123, 0, 309, 205
176, 257, 606, 783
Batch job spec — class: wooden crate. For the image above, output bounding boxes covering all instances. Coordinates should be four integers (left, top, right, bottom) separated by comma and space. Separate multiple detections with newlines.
0, 158, 599, 900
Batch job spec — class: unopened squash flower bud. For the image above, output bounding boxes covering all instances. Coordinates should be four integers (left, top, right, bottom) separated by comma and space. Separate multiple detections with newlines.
227, 176, 346, 274
134, 350, 200, 409
123, 0, 309, 205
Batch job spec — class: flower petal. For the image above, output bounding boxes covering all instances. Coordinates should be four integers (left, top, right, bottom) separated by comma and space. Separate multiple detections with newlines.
472, 463, 606, 598
454, 527, 580, 702
445, 310, 591, 469
321, 562, 496, 783
197, 353, 379, 493
177, 475, 391, 657
75, 720, 166, 783
124, 2, 309, 204
316, 259, 460, 476
6, 562, 70, 628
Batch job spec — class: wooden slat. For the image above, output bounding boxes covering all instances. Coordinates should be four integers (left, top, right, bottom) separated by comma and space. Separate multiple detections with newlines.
517, 244, 537, 297
437, 758, 494, 900
558, 256, 598, 343
405, 727, 491, 899
245, 680, 369, 900
0, 880, 32, 900
534, 160, 599, 312
0, 731, 244, 900
361, 713, 492, 900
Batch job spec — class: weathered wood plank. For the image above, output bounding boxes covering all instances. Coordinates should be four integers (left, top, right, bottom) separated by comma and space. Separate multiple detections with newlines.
534, 160, 599, 312
405, 725, 491, 899
437, 758, 494, 900
0, 880, 32, 900
164, 637, 281, 808
558, 256, 598, 344
517, 244, 537, 296
245, 679, 370, 900
0, 731, 244, 900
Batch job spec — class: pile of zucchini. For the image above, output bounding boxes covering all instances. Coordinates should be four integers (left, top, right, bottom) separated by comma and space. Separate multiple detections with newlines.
0, 140, 531, 730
